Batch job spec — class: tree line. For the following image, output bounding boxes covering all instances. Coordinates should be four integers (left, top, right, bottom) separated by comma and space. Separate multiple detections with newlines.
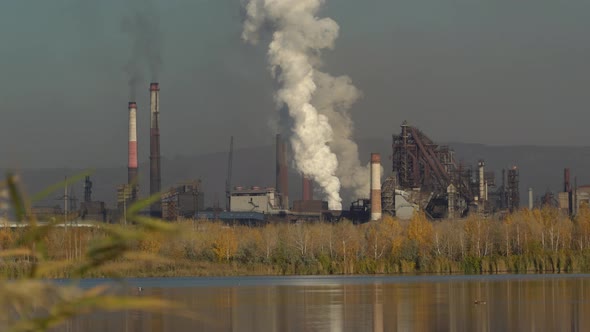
2, 205, 590, 277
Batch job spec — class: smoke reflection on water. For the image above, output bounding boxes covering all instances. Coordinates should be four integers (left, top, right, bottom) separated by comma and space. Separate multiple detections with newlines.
52, 275, 590, 332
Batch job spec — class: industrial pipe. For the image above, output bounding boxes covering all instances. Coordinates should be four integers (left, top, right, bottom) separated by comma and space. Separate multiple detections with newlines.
276, 134, 289, 209
149, 82, 161, 217
371, 153, 382, 221
302, 175, 313, 201
128, 102, 138, 201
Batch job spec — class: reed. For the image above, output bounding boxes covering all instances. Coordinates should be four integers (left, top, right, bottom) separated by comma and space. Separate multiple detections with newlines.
0, 173, 188, 332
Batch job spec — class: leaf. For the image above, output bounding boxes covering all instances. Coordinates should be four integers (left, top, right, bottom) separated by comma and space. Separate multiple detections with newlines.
125, 193, 162, 218
6, 173, 27, 223
133, 216, 178, 233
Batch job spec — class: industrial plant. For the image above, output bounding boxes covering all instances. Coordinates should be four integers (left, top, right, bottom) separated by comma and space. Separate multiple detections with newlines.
380, 122, 522, 220
16, 83, 589, 226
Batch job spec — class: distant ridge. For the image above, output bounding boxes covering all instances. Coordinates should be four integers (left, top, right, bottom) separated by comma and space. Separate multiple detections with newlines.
4, 140, 590, 209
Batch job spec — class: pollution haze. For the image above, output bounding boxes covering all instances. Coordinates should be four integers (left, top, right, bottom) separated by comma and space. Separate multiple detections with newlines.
1, 0, 590, 170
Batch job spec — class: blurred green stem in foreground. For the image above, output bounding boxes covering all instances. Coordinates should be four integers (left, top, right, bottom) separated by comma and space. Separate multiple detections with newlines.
0, 172, 188, 332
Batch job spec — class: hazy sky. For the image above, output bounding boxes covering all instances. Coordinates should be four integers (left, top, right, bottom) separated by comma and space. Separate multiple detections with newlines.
1, 0, 589, 168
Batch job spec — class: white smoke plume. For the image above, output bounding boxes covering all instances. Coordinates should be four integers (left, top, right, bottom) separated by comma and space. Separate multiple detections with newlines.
242, 0, 344, 209
312, 72, 371, 199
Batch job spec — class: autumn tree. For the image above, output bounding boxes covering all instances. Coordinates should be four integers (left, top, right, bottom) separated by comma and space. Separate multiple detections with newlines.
258, 223, 279, 261
575, 203, 590, 250
407, 212, 433, 256
212, 226, 238, 262
288, 222, 312, 258
334, 220, 361, 273
463, 215, 491, 257
364, 222, 388, 261
363, 216, 403, 261
433, 219, 462, 259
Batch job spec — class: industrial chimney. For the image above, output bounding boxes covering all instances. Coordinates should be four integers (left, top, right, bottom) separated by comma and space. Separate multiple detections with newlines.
565, 168, 573, 215
149, 83, 161, 217
128, 102, 138, 201
276, 134, 289, 209
478, 160, 485, 211
302, 175, 313, 201
371, 153, 382, 221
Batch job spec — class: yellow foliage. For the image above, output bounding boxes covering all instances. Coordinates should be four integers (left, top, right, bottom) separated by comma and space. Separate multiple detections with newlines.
407, 212, 433, 253
138, 234, 163, 255
463, 215, 492, 257
0, 228, 14, 249
212, 227, 238, 262
577, 203, 590, 249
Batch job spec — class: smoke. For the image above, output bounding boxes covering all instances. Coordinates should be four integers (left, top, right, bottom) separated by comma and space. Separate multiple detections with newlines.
122, 0, 162, 99
312, 71, 371, 199
243, 0, 372, 208
242, 0, 343, 209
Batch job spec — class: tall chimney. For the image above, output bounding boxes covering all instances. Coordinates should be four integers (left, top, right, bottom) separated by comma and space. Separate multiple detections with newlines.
302, 175, 313, 201
128, 102, 139, 201
276, 134, 289, 209
528, 188, 533, 210
478, 160, 485, 212
371, 153, 382, 221
564, 168, 571, 192
149, 83, 161, 217
565, 168, 572, 215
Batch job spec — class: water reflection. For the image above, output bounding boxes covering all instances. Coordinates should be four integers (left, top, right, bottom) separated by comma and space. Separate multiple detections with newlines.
53, 276, 590, 332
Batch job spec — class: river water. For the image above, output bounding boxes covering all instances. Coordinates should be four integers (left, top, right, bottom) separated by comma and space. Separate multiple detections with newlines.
55, 274, 590, 332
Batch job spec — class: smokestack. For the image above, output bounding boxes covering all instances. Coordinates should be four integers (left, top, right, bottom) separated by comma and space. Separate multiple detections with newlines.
149, 83, 161, 217
276, 134, 289, 209
565, 168, 573, 215
478, 160, 485, 201
528, 188, 533, 210
447, 184, 456, 219
564, 168, 571, 192
128, 102, 138, 201
371, 153, 382, 221
478, 160, 485, 212
302, 175, 313, 201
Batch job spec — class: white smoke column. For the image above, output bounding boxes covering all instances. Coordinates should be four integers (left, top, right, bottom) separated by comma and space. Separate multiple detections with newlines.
243, 0, 343, 209
312, 71, 371, 199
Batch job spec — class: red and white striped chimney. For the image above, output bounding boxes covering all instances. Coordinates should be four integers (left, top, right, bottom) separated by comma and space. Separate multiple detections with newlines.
128, 102, 138, 201
370, 153, 382, 220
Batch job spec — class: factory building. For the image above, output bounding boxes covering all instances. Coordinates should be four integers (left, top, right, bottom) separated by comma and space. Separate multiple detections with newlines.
230, 186, 280, 214
29, 206, 62, 221
576, 187, 590, 211
161, 181, 205, 221
556, 168, 590, 216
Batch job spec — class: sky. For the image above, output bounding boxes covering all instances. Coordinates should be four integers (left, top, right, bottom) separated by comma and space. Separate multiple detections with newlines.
1, 0, 589, 169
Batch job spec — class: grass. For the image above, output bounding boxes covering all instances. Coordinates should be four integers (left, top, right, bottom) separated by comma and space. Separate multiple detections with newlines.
0, 172, 188, 332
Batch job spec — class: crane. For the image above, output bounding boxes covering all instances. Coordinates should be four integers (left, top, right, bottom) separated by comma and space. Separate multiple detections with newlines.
225, 136, 234, 211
